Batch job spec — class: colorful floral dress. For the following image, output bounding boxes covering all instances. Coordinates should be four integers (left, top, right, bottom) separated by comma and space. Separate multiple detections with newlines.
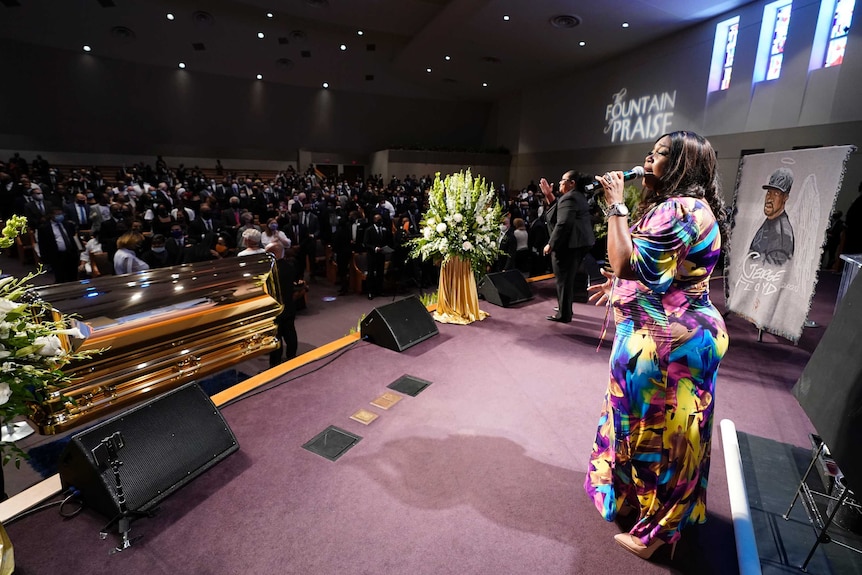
584, 196, 729, 545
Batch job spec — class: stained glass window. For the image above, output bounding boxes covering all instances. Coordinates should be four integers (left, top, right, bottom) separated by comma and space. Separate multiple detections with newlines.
721, 22, 739, 89
766, 4, 792, 80
825, 0, 855, 67
709, 16, 740, 93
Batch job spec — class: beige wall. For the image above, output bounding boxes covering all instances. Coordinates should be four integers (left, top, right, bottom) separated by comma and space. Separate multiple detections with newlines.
504, 0, 862, 211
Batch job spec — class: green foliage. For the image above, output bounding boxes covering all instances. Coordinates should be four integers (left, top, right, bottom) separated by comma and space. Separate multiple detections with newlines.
593, 184, 642, 239
0, 215, 28, 249
418, 291, 438, 308
0, 216, 103, 465
348, 313, 366, 336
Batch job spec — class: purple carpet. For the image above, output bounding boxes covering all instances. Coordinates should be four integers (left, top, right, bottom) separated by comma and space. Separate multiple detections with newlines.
5, 275, 839, 575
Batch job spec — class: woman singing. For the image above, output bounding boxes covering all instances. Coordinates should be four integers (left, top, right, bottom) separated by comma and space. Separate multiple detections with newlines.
584, 131, 729, 559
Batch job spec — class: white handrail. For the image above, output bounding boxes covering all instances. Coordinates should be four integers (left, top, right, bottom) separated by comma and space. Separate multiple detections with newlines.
720, 418, 763, 575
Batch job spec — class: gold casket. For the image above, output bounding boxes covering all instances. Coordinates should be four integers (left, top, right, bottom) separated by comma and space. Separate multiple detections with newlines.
30, 254, 282, 434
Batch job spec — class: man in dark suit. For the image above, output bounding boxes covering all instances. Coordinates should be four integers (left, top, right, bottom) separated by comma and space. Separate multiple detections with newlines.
24, 188, 49, 229
298, 203, 319, 277
38, 205, 81, 283
363, 213, 392, 299
299, 203, 319, 239
332, 213, 353, 295
265, 242, 298, 367
165, 223, 194, 266
63, 192, 94, 234
540, 171, 595, 323
97, 202, 132, 260
528, 216, 551, 276
349, 210, 369, 254
285, 213, 309, 279
189, 203, 222, 240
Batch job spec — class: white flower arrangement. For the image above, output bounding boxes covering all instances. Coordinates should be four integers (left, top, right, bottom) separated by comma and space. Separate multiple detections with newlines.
409, 169, 504, 274
0, 215, 100, 466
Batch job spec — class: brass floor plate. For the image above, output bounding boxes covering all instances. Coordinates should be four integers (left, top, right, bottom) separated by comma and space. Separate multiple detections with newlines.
350, 409, 379, 425
370, 392, 403, 410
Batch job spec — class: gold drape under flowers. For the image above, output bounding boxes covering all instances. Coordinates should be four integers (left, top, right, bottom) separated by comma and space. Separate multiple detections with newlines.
433, 255, 489, 325
0, 521, 13, 575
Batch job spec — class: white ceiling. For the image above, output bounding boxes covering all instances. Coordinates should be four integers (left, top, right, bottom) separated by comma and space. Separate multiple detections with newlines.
0, 0, 757, 101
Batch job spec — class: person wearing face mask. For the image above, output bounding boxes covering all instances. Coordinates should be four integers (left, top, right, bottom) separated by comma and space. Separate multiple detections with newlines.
38, 206, 82, 282
170, 195, 196, 223
285, 211, 309, 279
347, 209, 369, 254
64, 192, 93, 233
141, 234, 170, 269
190, 203, 222, 239
300, 203, 320, 240
214, 234, 234, 258
129, 217, 148, 242
155, 182, 173, 207
362, 213, 392, 299
332, 213, 353, 295
91, 192, 112, 232
493, 215, 514, 273
221, 197, 244, 242
261, 217, 291, 250
95, 202, 131, 260
147, 202, 174, 236
165, 224, 191, 266
24, 188, 49, 228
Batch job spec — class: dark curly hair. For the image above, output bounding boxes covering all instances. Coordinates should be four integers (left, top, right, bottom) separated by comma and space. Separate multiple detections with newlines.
638, 131, 728, 244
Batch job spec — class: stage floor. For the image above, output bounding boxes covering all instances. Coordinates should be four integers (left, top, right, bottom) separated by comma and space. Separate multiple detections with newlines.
739, 431, 862, 574
1, 269, 855, 574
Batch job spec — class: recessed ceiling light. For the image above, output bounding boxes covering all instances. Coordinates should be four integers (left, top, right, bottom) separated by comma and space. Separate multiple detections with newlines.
266, 12, 273, 19
426, 67, 432, 73
503, 15, 510, 21
322, 82, 329, 88
178, 62, 186, 69
579, 41, 586, 47
256, 74, 263, 80
340, 44, 347, 51
357, 30, 364, 36
83, 45, 92, 52
622, 22, 630, 28
257, 32, 265, 39
482, 82, 488, 87
445, 55, 451, 61
166, 13, 174, 21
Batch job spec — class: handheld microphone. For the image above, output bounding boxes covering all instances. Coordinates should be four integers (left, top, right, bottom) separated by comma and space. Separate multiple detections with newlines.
583, 166, 645, 193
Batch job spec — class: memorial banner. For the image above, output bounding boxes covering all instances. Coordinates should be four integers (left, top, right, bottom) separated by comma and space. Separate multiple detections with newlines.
726, 145, 855, 342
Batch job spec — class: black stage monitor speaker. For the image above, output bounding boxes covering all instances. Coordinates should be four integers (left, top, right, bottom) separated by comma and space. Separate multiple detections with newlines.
792, 274, 862, 497
360, 295, 439, 352
478, 270, 533, 307
58, 382, 239, 520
